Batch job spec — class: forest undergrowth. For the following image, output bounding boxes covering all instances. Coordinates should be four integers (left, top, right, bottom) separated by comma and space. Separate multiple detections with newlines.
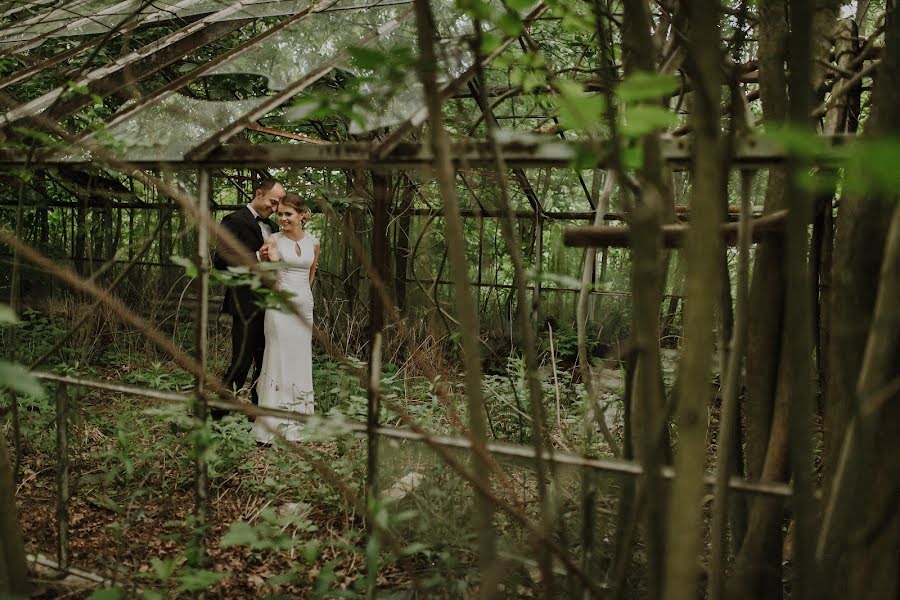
5, 301, 642, 598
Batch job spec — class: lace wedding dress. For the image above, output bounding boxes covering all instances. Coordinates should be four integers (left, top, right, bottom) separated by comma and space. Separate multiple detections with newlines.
252, 232, 318, 444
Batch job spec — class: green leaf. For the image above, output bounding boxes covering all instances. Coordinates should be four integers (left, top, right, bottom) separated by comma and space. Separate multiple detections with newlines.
507, 0, 536, 11
0, 360, 45, 399
150, 557, 177, 582
348, 47, 384, 71
762, 124, 833, 159
479, 31, 503, 54
456, 0, 492, 20
569, 144, 600, 170
266, 572, 299, 586
620, 105, 678, 137
621, 144, 644, 170
843, 138, 900, 196
617, 71, 679, 103
220, 521, 259, 547
0, 304, 18, 324
496, 11, 523, 36
86, 588, 122, 600
67, 81, 90, 95
175, 568, 227, 592
170, 255, 198, 278
551, 81, 606, 132
401, 541, 429, 556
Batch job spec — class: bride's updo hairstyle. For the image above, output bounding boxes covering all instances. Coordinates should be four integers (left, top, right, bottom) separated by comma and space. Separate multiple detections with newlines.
279, 193, 308, 213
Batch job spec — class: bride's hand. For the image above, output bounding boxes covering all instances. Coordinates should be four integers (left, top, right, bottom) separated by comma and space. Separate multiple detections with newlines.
261, 238, 281, 262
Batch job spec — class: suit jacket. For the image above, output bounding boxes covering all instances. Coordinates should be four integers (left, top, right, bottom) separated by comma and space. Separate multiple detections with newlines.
213, 206, 280, 317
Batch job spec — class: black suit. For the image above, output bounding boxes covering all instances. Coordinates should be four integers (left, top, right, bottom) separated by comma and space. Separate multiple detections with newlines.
213, 206, 279, 405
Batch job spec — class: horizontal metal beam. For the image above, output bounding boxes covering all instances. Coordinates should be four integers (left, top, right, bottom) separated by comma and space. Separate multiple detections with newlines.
32, 369, 792, 497
185, 6, 415, 160
88, 0, 338, 141
197, 134, 854, 168
1, 0, 262, 125
0, 134, 854, 167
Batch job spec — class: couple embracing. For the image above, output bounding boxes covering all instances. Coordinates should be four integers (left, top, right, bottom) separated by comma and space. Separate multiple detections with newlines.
212, 178, 320, 444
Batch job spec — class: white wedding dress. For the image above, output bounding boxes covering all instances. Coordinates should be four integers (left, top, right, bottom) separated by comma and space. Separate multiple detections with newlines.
252, 232, 318, 444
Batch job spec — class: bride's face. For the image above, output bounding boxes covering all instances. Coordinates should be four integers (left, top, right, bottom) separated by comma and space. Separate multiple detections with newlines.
277, 205, 303, 231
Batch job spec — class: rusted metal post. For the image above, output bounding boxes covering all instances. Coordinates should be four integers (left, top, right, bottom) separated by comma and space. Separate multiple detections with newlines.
532, 214, 544, 325
366, 171, 389, 598
190, 168, 211, 567
476, 214, 484, 312
55, 382, 69, 571
367, 172, 389, 502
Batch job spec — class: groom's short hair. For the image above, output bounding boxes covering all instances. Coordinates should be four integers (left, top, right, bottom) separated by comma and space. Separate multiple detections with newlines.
256, 177, 281, 194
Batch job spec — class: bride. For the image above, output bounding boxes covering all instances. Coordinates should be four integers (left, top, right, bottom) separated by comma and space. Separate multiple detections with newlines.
252, 193, 319, 444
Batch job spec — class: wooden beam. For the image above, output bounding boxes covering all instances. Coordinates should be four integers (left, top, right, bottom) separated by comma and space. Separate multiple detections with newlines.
563, 209, 788, 248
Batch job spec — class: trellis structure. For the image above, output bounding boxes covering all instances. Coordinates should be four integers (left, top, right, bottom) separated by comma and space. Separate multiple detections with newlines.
0, 0, 896, 598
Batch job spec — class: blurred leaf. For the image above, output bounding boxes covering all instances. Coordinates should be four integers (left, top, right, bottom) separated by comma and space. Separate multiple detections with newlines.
348, 46, 384, 71
266, 572, 299, 586
616, 71, 679, 103
527, 268, 582, 289
457, 0, 492, 20
507, 0, 535, 10
402, 541, 429, 555
86, 588, 121, 600
150, 557, 177, 582
552, 80, 606, 132
479, 31, 503, 54
175, 568, 227, 592
0, 304, 18, 324
762, 124, 842, 161
0, 360, 45, 399
496, 11, 523, 36
620, 105, 678, 137
621, 144, 644, 170
170, 255, 198, 279
844, 138, 900, 196
220, 521, 258, 547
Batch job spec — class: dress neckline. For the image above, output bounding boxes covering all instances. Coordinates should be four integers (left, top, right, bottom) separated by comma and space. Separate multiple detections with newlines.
281, 231, 306, 243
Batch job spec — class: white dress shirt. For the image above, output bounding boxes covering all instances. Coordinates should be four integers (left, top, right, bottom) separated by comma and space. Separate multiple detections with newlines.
247, 203, 272, 238
247, 204, 272, 261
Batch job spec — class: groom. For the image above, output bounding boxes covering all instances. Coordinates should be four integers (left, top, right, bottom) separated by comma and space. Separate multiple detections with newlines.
213, 177, 285, 407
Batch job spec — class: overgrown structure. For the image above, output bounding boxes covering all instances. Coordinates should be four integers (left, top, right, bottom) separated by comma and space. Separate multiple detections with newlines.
1, 0, 898, 597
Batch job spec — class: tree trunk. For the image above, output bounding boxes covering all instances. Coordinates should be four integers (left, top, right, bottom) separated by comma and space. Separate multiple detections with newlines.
662, 1, 724, 598
818, 17, 858, 493
0, 428, 30, 597
841, 6, 900, 598
732, 0, 789, 596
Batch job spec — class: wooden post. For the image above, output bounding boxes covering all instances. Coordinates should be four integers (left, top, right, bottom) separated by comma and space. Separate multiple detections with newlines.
55, 382, 70, 571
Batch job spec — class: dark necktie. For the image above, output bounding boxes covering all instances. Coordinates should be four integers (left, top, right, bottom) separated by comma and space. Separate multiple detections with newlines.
255, 215, 265, 223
